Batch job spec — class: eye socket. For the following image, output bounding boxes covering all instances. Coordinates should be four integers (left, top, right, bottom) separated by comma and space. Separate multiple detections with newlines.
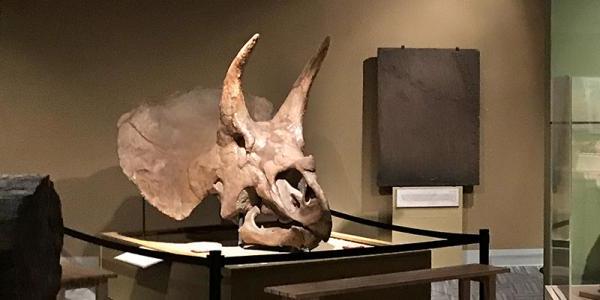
275, 169, 303, 187
304, 186, 316, 202
232, 133, 246, 149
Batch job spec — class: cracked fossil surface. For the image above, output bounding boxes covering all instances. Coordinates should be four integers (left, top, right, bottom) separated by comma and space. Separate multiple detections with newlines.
117, 34, 332, 250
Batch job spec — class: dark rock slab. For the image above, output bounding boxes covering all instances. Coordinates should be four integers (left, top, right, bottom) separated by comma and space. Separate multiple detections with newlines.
377, 48, 480, 187
0, 175, 63, 299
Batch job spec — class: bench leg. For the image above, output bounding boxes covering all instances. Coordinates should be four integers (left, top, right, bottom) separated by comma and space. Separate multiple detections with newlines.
477, 275, 496, 300
96, 281, 108, 300
459, 279, 471, 300
57, 289, 66, 300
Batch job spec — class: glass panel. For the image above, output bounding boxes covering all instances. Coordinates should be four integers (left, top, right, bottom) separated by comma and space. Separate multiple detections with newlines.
549, 77, 600, 285
570, 78, 600, 284
550, 77, 572, 285
550, 0, 600, 286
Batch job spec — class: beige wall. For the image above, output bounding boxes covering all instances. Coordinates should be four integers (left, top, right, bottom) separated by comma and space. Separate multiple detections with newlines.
0, 0, 546, 251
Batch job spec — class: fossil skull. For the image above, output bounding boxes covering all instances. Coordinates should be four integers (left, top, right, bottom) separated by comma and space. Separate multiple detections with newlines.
117, 34, 332, 250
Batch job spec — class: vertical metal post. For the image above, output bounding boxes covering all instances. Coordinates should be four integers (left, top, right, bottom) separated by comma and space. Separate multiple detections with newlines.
479, 229, 490, 299
207, 250, 224, 300
479, 229, 490, 265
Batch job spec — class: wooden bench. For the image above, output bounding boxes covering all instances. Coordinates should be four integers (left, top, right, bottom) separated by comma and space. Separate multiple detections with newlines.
58, 261, 117, 300
265, 263, 509, 300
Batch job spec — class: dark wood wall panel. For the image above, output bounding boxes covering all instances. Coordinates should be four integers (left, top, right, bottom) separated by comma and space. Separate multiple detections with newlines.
376, 48, 480, 187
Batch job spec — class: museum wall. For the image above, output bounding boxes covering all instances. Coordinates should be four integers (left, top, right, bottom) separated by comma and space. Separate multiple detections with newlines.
0, 0, 546, 254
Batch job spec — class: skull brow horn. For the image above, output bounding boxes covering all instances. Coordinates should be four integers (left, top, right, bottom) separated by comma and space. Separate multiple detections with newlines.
220, 33, 260, 132
275, 37, 330, 124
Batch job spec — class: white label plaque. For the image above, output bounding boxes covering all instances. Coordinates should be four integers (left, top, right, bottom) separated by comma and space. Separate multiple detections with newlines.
114, 252, 163, 269
394, 186, 461, 208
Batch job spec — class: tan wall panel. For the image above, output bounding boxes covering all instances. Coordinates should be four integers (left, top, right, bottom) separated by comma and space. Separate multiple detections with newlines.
392, 188, 464, 267
0, 0, 546, 251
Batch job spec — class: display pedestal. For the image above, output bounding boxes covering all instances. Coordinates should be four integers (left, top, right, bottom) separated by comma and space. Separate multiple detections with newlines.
221, 250, 431, 300
99, 231, 431, 299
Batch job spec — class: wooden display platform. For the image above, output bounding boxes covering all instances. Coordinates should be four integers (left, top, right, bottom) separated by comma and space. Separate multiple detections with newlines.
98, 230, 430, 300
100, 231, 391, 257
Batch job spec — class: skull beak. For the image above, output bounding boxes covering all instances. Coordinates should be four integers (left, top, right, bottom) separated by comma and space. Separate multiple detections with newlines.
306, 209, 332, 242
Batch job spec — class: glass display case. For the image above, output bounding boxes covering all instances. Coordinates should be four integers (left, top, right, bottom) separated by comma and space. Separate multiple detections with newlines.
549, 76, 600, 285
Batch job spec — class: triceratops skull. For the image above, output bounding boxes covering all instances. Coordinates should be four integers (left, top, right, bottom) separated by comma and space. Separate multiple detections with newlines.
117, 34, 332, 250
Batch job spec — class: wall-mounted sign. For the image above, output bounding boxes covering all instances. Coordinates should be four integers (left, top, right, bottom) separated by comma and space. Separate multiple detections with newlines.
394, 186, 462, 208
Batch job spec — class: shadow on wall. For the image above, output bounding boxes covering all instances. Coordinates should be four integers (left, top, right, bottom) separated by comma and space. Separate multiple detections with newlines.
55, 166, 221, 257
307, 133, 355, 232
583, 235, 600, 284
356, 57, 392, 241
322, 57, 393, 242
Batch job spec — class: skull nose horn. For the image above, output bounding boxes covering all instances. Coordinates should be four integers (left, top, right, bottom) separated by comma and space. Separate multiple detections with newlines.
275, 37, 330, 125
220, 33, 259, 133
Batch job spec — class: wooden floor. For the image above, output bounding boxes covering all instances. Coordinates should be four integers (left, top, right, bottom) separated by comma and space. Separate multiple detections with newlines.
432, 266, 543, 300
